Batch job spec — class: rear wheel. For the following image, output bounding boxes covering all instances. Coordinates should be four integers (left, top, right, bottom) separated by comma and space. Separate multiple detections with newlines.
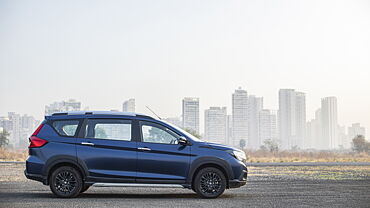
49, 166, 82, 198
193, 167, 226, 198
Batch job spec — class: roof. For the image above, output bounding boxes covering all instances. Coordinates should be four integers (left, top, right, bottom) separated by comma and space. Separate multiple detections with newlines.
48, 111, 153, 119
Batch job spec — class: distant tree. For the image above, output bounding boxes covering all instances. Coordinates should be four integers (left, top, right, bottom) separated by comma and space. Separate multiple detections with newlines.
261, 139, 279, 153
352, 135, 370, 153
239, 139, 246, 149
184, 128, 201, 139
0, 130, 10, 147
291, 145, 300, 151
259, 144, 268, 152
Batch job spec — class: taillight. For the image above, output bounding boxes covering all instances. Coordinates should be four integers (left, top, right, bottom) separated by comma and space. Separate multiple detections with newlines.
29, 136, 48, 148
32, 124, 44, 136
28, 124, 47, 148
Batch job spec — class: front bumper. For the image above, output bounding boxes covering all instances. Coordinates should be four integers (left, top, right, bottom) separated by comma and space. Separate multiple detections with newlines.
229, 169, 248, 188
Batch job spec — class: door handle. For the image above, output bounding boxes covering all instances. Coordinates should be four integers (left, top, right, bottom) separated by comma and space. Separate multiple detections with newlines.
81, 142, 95, 146
138, 147, 151, 151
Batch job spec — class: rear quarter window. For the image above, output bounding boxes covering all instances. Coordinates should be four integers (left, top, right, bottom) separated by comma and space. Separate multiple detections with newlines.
52, 120, 80, 136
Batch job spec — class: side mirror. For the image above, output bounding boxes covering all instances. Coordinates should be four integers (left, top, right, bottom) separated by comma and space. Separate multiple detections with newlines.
178, 136, 188, 145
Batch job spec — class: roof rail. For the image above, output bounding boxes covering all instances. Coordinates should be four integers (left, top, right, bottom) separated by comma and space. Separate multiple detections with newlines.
49, 111, 152, 119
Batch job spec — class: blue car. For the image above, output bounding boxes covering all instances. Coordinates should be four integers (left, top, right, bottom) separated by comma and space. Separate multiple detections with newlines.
25, 111, 247, 198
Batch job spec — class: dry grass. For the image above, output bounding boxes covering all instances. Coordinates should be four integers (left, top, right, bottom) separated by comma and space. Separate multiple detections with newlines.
245, 150, 370, 163
0, 148, 28, 161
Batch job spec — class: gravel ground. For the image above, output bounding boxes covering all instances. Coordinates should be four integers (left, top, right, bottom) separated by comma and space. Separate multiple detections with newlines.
0, 163, 370, 208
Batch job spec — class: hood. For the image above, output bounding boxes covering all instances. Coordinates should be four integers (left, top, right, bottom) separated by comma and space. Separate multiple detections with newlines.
200, 141, 242, 152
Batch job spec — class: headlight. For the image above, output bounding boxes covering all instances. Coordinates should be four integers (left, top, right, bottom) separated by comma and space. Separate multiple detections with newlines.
228, 150, 246, 162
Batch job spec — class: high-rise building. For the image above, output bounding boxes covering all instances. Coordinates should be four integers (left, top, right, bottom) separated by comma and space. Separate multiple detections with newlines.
7, 112, 21, 148
226, 115, 233, 146
306, 120, 315, 149
204, 107, 227, 144
232, 88, 248, 147
295, 92, 306, 148
248, 95, 263, 149
348, 123, 366, 147
182, 97, 199, 133
45, 99, 81, 115
321, 97, 338, 149
122, 98, 135, 112
337, 125, 347, 149
1, 113, 39, 148
258, 110, 277, 148
278, 89, 306, 150
306, 108, 322, 149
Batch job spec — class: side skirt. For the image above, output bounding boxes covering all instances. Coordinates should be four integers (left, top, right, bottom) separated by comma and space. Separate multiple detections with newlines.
92, 183, 187, 188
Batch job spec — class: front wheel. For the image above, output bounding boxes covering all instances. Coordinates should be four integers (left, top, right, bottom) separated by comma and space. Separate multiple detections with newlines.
193, 167, 226, 198
49, 166, 83, 198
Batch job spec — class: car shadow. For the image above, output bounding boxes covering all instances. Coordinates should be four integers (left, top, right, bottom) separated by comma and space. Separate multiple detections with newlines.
78, 192, 198, 199
13, 192, 234, 199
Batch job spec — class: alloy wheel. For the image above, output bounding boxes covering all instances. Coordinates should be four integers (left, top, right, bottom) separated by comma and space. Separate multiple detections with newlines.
199, 171, 222, 195
54, 171, 77, 194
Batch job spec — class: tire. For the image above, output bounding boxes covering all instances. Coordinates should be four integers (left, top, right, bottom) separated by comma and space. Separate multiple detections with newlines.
49, 166, 83, 198
80, 185, 90, 193
193, 167, 226, 199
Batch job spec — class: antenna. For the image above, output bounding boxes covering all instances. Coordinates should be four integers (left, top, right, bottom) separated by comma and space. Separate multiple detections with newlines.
146, 106, 162, 120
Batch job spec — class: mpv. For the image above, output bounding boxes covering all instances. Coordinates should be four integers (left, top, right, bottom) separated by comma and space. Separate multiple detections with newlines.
25, 111, 247, 198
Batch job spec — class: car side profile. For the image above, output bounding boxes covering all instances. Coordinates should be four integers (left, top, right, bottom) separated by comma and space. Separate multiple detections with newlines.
25, 111, 247, 198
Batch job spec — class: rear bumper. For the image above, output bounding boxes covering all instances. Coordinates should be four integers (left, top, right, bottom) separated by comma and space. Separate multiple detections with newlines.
24, 170, 46, 184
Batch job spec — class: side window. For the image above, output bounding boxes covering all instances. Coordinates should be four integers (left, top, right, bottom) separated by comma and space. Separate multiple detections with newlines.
141, 122, 179, 144
52, 120, 80, 136
85, 119, 132, 141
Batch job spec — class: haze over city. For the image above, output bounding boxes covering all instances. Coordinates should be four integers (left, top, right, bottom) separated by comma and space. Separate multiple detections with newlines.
1, 0, 370, 134
1, 1, 370, 205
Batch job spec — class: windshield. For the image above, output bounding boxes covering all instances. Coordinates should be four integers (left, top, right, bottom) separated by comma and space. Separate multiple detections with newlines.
161, 120, 203, 142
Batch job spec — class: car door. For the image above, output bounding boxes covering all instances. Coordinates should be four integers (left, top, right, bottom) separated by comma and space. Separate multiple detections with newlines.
76, 118, 137, 182
136, 121, 191, 183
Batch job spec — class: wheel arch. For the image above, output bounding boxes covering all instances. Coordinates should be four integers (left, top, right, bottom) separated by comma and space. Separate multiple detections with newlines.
44, 157, 86, 185
188, 157, 233, 189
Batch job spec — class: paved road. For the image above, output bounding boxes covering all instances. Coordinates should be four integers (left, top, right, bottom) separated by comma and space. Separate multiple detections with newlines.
1, 163, 370, 207
1, 178, 370, 207
246, 162, 370, 166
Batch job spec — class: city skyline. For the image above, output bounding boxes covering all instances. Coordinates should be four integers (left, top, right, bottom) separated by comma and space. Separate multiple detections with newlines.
1, 89, 368, 134
0, 87, 367, 150
0, 88, 370, 132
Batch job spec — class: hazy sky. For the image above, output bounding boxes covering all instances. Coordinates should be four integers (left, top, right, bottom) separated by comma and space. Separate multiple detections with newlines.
1, 0, 370, 133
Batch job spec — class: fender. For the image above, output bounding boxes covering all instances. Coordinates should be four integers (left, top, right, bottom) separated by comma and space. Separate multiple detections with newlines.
186, 156, 234, 185
43, 155, 88, 182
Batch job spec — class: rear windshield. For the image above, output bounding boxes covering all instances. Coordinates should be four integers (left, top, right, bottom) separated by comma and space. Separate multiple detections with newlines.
52, 120, 80, 136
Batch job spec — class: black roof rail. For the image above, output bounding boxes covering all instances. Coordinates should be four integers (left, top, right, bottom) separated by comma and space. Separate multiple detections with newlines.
135, 114, 154, 119
48, 111, 154, 120
51, 112, 68, 116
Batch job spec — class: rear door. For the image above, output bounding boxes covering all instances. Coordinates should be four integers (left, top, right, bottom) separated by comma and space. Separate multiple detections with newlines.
136, 121, 191, 183
76, 118, 137, 182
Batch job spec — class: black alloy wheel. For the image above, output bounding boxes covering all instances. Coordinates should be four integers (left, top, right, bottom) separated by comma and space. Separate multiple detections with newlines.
194, 167, 226, 198
49, 166, 82, 198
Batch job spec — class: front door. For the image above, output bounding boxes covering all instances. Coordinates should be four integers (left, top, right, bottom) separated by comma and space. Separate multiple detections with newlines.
136, 121, 191, 183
